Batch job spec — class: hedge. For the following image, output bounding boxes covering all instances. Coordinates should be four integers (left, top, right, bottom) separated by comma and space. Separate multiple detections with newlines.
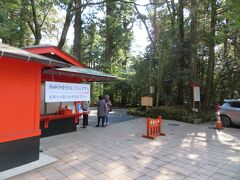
127, 106, 209, 124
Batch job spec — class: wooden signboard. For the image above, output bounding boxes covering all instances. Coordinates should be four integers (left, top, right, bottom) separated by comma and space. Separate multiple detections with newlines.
141, 96, 153, 107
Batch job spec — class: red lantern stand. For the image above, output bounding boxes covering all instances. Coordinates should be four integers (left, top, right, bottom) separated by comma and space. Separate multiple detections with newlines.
142, 116, 166, 140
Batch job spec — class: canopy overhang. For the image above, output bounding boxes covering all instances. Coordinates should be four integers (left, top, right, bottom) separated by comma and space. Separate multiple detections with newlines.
22, 45, 117, 83
43, 66, 117, 82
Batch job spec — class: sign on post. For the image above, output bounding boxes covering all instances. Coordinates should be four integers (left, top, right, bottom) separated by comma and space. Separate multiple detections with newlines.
141, 96, 153, 107
191, 83, 201, 112
193, 86, 200, 102
45, 81, 90, 102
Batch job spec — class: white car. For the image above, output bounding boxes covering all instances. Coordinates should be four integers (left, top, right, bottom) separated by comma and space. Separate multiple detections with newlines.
215, 99, 240, 127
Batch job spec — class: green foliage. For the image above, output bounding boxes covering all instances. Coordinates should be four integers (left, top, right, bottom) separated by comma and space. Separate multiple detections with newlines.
0, 0, 32, 46
0, 0, 63, 46
103, 80, 133, 106
145, 106, 188, 120
1, 0, 239, 111
127, 107, 146, 117
127, 0, 240, 109
90, 83, 104, 105
127, 106, 193, 123
80, 1, 135, 78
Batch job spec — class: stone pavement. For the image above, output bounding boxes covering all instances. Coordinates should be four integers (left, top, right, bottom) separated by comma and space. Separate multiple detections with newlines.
10, 112, 240, 180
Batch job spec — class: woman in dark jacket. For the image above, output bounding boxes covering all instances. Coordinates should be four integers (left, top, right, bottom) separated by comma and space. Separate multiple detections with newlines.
96, 95, 107, 127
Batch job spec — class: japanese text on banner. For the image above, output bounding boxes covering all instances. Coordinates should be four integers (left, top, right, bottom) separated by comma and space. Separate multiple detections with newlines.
45, 81, 90, 102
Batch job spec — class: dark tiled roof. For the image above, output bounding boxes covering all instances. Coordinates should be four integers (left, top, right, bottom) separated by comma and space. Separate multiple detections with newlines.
22, 44, 55, 49
0, 43, 69, 67
44, 66, 117, 82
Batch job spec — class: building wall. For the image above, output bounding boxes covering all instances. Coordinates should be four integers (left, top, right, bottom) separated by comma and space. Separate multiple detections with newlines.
0, 58, 41, 143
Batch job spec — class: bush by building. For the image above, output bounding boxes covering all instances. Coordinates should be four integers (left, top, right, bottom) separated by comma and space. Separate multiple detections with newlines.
127, 106, 215, 124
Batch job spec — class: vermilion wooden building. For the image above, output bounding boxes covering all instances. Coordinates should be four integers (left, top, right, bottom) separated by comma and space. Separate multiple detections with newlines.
0, 44, 115, 172
25, 45, 115, 137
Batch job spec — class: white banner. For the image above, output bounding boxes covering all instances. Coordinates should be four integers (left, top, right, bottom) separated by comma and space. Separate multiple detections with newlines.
193, 86, 200, 102
45, 81, 90, 102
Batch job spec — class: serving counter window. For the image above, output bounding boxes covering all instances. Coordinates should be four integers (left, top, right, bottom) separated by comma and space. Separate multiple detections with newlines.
40, 82, 90, 137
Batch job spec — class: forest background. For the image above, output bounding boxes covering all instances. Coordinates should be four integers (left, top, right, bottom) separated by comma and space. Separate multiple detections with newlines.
0, 0, 240, 113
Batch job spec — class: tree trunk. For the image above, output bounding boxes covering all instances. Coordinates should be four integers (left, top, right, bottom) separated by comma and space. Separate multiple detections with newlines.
73, 0, 82, 60
171, 0, 176, 26
190, 0, 198, 82
203, 0, 216, 111
134, 3, 155, 98
105, 0, 115, 73
223, 19, 228, 61
177, 0, 184, 105
152, 0, 163, 107
30, 0, 42, 45
218, 18, 228, 101
58, 0, 74, 49
19, 0, 28, 47
166, 0, 176, 39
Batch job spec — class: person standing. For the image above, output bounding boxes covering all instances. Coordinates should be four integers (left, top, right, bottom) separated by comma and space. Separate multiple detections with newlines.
105, 95, 112, 126
81, 101, 90, 128
96, 95, 107, 127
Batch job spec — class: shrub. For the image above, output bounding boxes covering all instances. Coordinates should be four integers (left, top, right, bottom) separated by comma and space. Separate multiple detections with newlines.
145, 106, 188, 121
127, 108, 145, 117
127, 106, 197, 123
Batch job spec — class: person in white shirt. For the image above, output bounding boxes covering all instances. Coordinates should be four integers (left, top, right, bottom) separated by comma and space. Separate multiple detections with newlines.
81, 101, 90, 128
104, 95, 112, 126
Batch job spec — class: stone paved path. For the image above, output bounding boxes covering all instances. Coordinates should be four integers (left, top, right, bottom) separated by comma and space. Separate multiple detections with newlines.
10, 112, 240, 180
